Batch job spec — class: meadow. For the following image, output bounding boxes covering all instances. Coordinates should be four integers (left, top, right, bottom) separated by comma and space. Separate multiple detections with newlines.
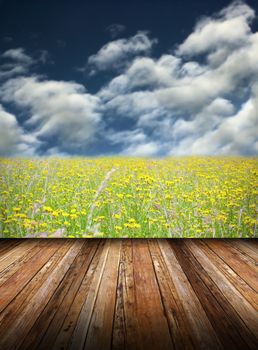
0, 157, 257, 238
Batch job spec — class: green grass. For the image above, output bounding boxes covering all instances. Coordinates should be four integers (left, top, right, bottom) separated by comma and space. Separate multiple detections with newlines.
0, 156, 257, 238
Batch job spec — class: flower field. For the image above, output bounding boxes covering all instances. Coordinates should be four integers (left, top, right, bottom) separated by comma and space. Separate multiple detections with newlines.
0, 157, 257, 238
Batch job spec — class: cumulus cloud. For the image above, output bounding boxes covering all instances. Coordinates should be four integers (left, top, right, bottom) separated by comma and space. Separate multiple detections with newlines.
102, 25, 258, 114
1, 77, 102, 154
98, 1, 258, 156
88, 31, 157, 73
175, 84, 258, 156
0, 1, 257, 157
106, 129, 161, 156
2, 48, 34, 65
176, 1, 255, 57
0, 48, 35, 80
99, 55, 182, 100
0, 64, 28, 80
122, 141, 160, 157
0, 104, 38, 156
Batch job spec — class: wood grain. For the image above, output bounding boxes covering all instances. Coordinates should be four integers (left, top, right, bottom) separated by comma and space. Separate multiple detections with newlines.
0, 238, 257, 350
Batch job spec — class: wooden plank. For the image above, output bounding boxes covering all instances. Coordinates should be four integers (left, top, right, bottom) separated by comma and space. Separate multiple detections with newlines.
0, 240, 38, 272
0, 240, 83, 350
0, 241, 42, 286
160, 240, 222, 350
131, 239, 173, 350
84, 239, 121, 350
207, 240, 258, 291
0, 240, 60, 314
0, 239, 257, 350
148, 239, 195, 350
200, 240, 258, 310
229, 240, 258, 262
172, 240, 257, 350
0, 240, 22, 256
0, 240, 31, 262
0, 240, 71, 331
19, 240, 99, 350
63, 240, 111, 350
242, 240, 258, 255
221, 240, 257, 266
112, 239, 139, 350
51, 240, 106, 350
186, 240, 258, 341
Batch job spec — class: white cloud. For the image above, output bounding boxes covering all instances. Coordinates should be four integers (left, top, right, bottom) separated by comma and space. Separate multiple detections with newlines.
99, 55, 182, 100
0, 1, 257, 157
107, 129, 147, 145
0, 104, 38, 156
182, 84, 258, 155
0, 65, 28, 80
88, 31, 157, 73
172, 98, 235, 139
106, 128, 160, 156
1, 77, 102, 154
176, 1, 254, 57
121, 141, 160, 157
0, 48, 35, 80
2, 48, 34, 65
98, 1, 258, 156
105, 91, 160, 118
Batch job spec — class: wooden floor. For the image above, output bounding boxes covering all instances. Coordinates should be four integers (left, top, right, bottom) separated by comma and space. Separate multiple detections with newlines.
0, 239, 257, 350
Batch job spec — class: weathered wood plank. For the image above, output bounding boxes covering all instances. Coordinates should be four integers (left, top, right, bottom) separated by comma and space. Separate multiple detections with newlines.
112, 239, 139, 350
84, 239, 121, 350
0, 240, 83, 350
148, 239, 195, 350
131, 239, 173, 350
68, 239, 112, 350
0, 240, 72, 329
199, 240, 258, 310
160, 240, 222, 350
19, 240, 99, 350
242, 240, 258, 255
0, 239, 257, 350
0, 240, 61, 314
0, 241, 42, 286
228, 240, 258, 262
172, 241, 257, 350
0, 240, 38, 273
51, 240, 106, 350
0, 240, 22, 256
186, 240, 258, 341
207, 240, 258, 291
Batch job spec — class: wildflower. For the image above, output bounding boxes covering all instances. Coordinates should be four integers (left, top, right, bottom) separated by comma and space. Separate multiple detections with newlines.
13, 207, 21, 212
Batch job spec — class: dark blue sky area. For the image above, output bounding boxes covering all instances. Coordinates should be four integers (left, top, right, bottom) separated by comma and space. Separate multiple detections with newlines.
0, 0, 256, 88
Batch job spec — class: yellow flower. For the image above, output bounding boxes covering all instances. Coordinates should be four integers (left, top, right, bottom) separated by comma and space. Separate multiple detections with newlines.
13, 207, 21, 212
43, 206, 53, 212
113, 214, 121, 219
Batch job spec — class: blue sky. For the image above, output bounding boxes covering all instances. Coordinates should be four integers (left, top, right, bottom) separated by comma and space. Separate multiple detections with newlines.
0, 0, 258, 157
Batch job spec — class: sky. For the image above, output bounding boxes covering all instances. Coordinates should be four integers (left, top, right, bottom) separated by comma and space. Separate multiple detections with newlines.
0, 0, 258, 157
